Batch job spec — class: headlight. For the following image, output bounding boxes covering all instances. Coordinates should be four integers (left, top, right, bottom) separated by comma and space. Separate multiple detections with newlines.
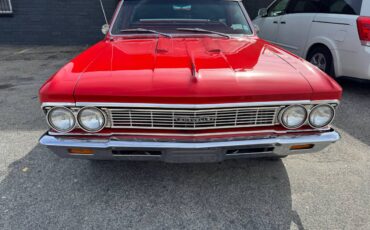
47, 107, 76, 132
77, 107, 106, 132
280, 105, 308, 129
309, 104, 335, 128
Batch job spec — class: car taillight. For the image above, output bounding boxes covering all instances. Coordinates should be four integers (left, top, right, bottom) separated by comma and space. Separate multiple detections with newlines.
357, 16, 370, 46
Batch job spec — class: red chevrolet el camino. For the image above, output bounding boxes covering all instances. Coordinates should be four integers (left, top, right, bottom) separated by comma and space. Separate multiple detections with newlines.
39, 0, 342, 163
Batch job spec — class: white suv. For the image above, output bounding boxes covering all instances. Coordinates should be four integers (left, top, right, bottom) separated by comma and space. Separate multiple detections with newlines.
253, 0, 370, 80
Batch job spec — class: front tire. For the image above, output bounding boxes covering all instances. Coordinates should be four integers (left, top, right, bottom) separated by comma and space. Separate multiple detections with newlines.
307, 46, 335, 77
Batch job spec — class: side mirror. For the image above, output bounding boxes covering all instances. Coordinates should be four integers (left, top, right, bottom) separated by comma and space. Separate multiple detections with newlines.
253, 24, 260, 34
258, 8, 268, 17
101, 24, 110, 35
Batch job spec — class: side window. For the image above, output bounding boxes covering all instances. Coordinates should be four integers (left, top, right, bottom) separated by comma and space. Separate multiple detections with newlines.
287, 0, 320, 14
268, 0, 290, 17
320, 0, 363, 15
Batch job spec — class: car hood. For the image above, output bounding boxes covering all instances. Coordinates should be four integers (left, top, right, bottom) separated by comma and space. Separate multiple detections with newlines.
70, 37, 340, 104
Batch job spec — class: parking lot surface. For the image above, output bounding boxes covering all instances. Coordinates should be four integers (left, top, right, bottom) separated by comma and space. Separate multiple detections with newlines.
0, 46, 369, 229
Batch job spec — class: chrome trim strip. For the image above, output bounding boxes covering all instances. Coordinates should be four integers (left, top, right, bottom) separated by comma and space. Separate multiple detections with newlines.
76, 100, 339, 108
312, 20, 351, 26
48, 127, 331, 137
41, 100, 340, 109
107, 106, 280, 112
76, 101, 303, 109
41, 102, 76, 108
106, 124, 279, 131
312, 100, 340, 105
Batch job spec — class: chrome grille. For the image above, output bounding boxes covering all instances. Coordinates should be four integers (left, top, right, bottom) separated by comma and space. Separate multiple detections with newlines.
107, 106, 280, 130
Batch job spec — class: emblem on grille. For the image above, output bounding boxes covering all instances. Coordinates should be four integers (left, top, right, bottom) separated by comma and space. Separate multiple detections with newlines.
174, 116, 216, 123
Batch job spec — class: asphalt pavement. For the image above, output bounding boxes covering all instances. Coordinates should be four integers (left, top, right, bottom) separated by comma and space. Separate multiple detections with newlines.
0, 46, 369, 229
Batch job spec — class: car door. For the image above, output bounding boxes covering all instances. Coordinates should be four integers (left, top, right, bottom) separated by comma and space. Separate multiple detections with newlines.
254, 0, 290, 43
275, 0, 320, 56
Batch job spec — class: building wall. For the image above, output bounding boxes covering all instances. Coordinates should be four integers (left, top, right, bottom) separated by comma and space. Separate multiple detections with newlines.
0, 0, 273, 45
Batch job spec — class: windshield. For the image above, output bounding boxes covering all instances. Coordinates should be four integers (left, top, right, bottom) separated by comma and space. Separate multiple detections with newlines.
111, 0, 253, 37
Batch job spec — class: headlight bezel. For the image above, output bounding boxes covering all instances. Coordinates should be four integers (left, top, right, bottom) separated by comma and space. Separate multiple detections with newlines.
46, 107, 77, 133
77, 107, 107, 133
308, 104, 336, 128
279, 105, 309, 129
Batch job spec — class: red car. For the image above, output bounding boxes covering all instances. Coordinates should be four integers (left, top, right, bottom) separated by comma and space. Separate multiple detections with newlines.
39, 0, 342, 163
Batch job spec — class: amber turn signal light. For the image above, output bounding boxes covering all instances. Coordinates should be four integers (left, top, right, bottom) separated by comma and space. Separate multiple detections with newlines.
68, 148, 95, 155
290, 144, 314, 150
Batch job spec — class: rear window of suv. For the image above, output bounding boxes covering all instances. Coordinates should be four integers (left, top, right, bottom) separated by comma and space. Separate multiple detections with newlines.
321, 0, 363, 15
286, 0, 363, 15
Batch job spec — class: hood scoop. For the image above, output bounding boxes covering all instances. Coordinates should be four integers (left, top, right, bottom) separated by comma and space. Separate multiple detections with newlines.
190, 57, 198, 82
186, 39, 235, 82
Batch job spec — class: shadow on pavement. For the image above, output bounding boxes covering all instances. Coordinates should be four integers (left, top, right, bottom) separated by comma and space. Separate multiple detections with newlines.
0, 47, 85, 133
334, 78, 370, 146
0, 144, 301, 229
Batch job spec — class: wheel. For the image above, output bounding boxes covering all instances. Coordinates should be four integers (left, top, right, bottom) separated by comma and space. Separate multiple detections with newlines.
307, 46, 335, 77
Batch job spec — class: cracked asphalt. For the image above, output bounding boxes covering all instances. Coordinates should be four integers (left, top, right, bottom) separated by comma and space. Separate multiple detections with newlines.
0, 46, 369, 229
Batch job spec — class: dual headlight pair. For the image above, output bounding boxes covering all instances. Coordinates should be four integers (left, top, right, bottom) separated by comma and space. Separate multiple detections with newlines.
47, 107, 106, 133
279, 104, 335, 129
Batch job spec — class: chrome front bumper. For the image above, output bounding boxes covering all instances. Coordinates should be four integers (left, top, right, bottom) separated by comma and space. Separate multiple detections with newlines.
39, 130, 340, 163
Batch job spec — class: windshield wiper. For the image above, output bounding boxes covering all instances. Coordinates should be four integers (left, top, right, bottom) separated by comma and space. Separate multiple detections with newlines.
120, 28, 172, 38
176, 28, 231, 38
